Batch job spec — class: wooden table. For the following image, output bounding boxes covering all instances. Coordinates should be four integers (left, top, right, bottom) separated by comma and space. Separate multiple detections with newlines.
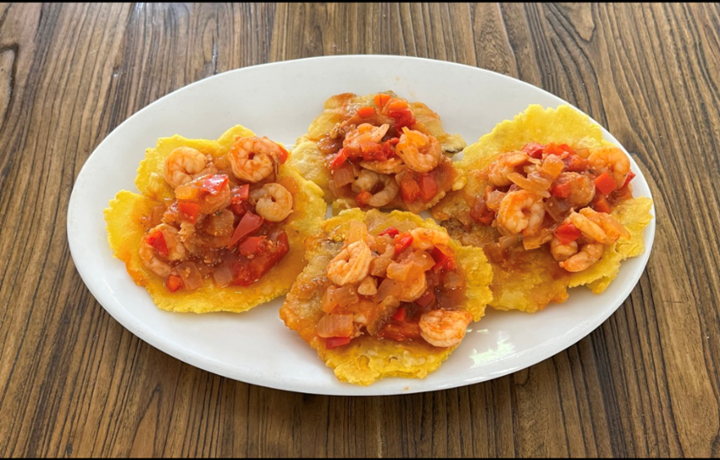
1, 3, 718, 457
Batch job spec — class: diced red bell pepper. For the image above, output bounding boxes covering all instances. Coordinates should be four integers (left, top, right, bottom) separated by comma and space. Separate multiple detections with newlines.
378, 227, 399, 237
230, 211, 263, 247
551, 181, 572, 199
231, 230, 289, 286
622, 171, 636, 188
558, 143, 575, 155
166, 275, 183, 292
394, 233, 414, 254
470, 197, 495, 225
232, 184, 250, 203
357, 106, 376, 118
391, 307, 407, 322
594, 172, 617, 195
592, 194, 612, 213
178, 201, 201, 224
419, 173, 438, 202
277, 145, 289, 164
201, 174, 229, 195
431, 245, 456, 271
329, 148, 349, 170
325, 336, 351, 349
415, 289, 436, 309
544, 143, 564, 155
554, 222, 581, 245
355, 191, 373, 208
388, 108, 415, 129
147, 230, 169, 258
399, 176, 421, 203
239, 236, 267, 257
522, 142, 545, 159
374, 93, 391, 108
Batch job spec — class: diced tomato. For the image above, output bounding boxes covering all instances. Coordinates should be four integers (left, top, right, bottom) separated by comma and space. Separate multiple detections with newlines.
147, 230, 169, 258
415, 289, 436, 309
329, 148, 349, 169
356, 191, 372, 208
594, 172, 617, 194
544, 143, 564, 155
522, 142, 545, 159
230, 211, 263, 247
178, 201, 201, 224
399, 176, 421, 203
419, 174, 438, 202
231, 184, 250, 204
378, 227, 399, 237
558, 143, 575, 155
469, 196, 495, 225
612, 184, 634, 202
377, 321, 422, 342
231, 230, 289, 286
325, 337, 351, 349
239, 236, 267, 257
391, 307, 407, 321
357, 106, 376, 118
592, 194, 612, 213
166, 275, 183, 292
622, 171, 636, 188
431, 245, 456, 271
388, 108, 415, 129
551, 181, 572, 199
277, 145, 289, 164
201, 174, 229, 195
554, 222, 581, 245
563, 154, 589, 172
374, 93, 391, 108
394, 233, 414, 254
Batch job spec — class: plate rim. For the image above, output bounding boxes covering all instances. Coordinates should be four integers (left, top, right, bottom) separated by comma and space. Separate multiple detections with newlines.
67, 54, 656, 396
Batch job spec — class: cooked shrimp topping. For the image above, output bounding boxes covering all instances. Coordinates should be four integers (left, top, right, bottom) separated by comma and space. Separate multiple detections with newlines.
229, 136, 287, 183
164, 147, 217, 188
473, 142, 636, 273
250, 183, 293, 222
419, 309, 473, 348
396, 128, 441, 173
318, 222, 471, 350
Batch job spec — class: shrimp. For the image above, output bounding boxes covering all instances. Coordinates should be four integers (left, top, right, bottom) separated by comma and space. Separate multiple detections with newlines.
559, 242, 604, 272
550, 237, 579, 262
397, 273, 428, 303
139, 224, 186, 278
367, 175, 399, 207
496, 190, 545, 236
567, 209, 628, 245
352, 169, 381, 193
344, 123, 389, 151
487, 151, 529, 187
588, 147, 631, 187
228, 136, 285, 183
357, 276, 378, 296
250, 183, 293, 222
419, 309, 473, 348
554, 172, 595, 208
409, 228, 450, 250
327, 240, 373, 285
164, 147, 217, 189
359, 157, 407, 174
396, 128, 441, 173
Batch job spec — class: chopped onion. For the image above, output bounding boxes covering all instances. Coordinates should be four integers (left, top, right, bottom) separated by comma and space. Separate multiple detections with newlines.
498, 234, 522, 249
334, 285, 359, 307
375, 277, 400, 302
322, 286, 339, 313
317, 314, 354, 338
176, 261, 204, 291
507, 172, 551, 197
442, 270, 465, 290
485, 189, 506, 211
544, 197, 572, 222
212, 262, 233, 288
386, 261, 416, 282
541, 155, 565, 180
333, 165, 355, 188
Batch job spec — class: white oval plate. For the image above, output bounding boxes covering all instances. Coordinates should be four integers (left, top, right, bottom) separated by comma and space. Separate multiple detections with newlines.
68, 55, 655, 396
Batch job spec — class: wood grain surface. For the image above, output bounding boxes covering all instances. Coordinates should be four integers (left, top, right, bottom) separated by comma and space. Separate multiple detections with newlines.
1, 3, 718, 457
